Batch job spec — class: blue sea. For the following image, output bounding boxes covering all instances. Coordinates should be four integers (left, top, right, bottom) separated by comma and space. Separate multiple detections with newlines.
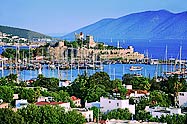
101, 39, 187, 60
0, 63, 176, 81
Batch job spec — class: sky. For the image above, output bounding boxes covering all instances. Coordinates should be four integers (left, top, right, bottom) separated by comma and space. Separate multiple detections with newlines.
0, 0, 186, 35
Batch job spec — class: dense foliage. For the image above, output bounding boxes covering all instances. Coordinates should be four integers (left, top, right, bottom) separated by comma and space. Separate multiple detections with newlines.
0, 86, 14, 103
2, 48, 31, 59
0, 105, 86, 124
102, 108, 132, 120
32, 74, 59, 91
0, 108, 24, 124
1, 72, 187, 123
122, 74, 150, 90
66, 72, 127, 104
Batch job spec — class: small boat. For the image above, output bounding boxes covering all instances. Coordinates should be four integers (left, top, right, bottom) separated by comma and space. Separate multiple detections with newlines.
129, 66, 143, 71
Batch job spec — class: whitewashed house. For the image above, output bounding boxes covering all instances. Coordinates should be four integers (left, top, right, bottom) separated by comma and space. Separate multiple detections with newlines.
123, 84, 132, 90
100, 96, 135, 114
145, 106, 182, 118
178, 92, 187, 107
15, 99, 28, 109
59, 80, 71, 87
71, 96, 81, 107
37, 96, 53, 102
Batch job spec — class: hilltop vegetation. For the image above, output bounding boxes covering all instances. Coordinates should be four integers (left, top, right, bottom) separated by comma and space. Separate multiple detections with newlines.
0, 25, 51, 39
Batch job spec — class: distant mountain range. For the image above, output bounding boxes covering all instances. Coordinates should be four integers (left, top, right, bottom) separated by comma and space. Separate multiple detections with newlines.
62, 10, 187, 40
0, 25, 51, 39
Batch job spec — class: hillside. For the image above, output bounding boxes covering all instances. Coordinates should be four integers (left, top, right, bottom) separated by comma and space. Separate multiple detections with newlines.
62, 10, 187, 40
0, 25, 51, 39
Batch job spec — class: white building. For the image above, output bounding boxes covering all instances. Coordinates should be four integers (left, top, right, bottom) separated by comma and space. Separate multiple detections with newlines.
71, 96, 81, 107
145, 106, 182, 118
126, 89, 149, 101
178, 92, 187, 107
59, 80, 71, 87
15, 99, 28, 109
123, 84, 132, 90
100, 96, 135, 114
73, 108, 93, 122
37, 96, 53, 102
104, 119, 167, 124
12, 36, 19, 39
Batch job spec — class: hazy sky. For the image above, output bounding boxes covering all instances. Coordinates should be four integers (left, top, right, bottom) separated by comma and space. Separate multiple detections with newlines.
0, 0, 186, 35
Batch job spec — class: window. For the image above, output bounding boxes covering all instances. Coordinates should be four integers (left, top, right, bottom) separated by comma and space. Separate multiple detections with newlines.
179, 93, 184, 96
117, 103, 119, 106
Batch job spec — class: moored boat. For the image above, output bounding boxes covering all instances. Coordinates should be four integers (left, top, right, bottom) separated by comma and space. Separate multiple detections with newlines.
129, 66, 143, 71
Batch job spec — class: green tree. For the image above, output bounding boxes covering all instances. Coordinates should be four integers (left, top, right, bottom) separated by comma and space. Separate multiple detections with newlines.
6, 74, 18, 82
33, 76, 59, 91
90, 106, 100, 122
85, 84, 107, 102
69, 73, 89, 104
62, 110, 86, 124
122, 74, 134, 85
150, 90, 171, 107
88, 72, 110, 91
15, 88, 40, 103
0, 86, 14, 103
0, 108, 24, 124
19, 104, 86, 124
103, 108, 132, 120
1, 48, 16, 59
135, 110, 152, 121
136, 97, 150, 111
122, 74, 150, 90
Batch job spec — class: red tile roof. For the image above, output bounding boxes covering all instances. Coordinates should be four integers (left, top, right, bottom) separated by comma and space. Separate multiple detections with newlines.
35, 101, 50, 106
35, 101, 65, 106
126, 89, 148, 96
71, 96, 80, 101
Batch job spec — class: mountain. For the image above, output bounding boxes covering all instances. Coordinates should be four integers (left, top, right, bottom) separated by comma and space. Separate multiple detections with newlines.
0, 25, 51, 39
62, 10, 187, 40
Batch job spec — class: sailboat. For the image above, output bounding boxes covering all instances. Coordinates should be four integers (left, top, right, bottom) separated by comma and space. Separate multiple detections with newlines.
164, 46, 186, 76
0, 58, 4, 77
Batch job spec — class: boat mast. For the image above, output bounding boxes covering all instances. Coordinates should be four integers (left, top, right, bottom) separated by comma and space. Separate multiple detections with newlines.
113, 68, 115, 80
16, 44, 19, 83
117, 41, 120, 48
165, 45, 167, 73
179, 46, 182, 72
70, 46, 73, 82
0, 58, 3, 77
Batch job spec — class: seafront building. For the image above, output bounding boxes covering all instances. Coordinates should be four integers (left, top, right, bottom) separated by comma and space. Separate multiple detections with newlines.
48, 41, 68, 61
48, 32, 144, 62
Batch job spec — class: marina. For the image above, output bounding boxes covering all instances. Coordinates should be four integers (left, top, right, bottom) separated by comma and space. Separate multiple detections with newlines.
0, 62, 183, 81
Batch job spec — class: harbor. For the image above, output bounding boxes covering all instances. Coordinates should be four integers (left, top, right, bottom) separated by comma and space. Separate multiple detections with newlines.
0, 61, 184, 82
